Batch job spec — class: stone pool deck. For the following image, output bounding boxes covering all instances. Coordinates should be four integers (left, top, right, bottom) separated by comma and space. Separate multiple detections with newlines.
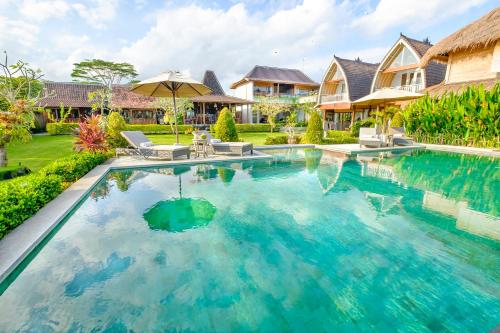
318, 143, 424, 156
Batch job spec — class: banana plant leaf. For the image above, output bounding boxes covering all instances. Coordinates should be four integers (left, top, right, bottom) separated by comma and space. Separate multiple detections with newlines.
143, 198, 216, 232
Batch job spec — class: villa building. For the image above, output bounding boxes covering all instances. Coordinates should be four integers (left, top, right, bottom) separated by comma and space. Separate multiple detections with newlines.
420, 7, 499, 96
317, 56, 378, 130
370, 34, 446, 98
230, 65, 319, 123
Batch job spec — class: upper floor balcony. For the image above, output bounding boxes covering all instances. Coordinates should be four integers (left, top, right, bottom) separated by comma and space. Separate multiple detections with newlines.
375, 83, 422, 93
319, 93, 348, 104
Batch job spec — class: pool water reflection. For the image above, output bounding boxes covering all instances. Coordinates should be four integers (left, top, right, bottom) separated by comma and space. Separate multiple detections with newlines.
0, 148, 499, 332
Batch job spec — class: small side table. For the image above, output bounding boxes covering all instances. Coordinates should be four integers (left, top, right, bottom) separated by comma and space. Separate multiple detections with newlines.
192, 138, 208, 158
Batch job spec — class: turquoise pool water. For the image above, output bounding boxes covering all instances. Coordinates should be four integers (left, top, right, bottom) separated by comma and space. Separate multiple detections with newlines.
0, 149, 499, 332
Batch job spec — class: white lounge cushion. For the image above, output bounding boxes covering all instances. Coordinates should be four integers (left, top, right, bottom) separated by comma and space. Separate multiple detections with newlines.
150, 145, 189, 151
210, 139, 222, 144
139, 141, 154, 148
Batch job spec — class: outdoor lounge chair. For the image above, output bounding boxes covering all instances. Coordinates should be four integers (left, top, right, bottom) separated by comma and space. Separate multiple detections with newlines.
359, 127, 384, 148
196, 131, 253, 156
120, 131, 190, 160
390, 127, 414, 146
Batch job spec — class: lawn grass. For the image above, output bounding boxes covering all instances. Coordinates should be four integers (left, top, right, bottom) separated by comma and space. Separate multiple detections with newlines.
4, 135, 76, 172
0, 132, 285, 173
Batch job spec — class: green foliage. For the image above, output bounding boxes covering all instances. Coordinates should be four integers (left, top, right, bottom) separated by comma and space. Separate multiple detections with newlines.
106, 112, 127, 147
253, 97, 290, 132
47, 103, 71, 123
40, 151, 109, 183
214, 108, 238, 142
0, 76, 43, 112
264, 135, 301, 145
125, 124, 192, 134
404, 84, 500, 147
71, 59, 138, 86
0, 173, 63, 238
303, 111, 323, 144
0, 165, 30, 180
324, 130, 358, 144
351, 117, 376, 137
46, 122, 79, 135
0, 151, 109, 239
391, 112, 404, 128
374, 106, 400, 134
210, 123, 273, 133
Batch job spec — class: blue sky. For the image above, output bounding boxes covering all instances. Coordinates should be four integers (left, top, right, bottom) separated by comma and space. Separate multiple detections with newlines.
0, 0, 497, 91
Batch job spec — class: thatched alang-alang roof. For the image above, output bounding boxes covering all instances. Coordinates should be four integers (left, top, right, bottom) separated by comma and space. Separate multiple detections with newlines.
420, 7, 500, 66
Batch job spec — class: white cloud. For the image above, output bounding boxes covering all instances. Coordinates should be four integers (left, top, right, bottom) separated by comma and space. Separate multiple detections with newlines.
352, 0, 488, 34
19, 0, 72, 21
0, 15, 40, 49
117, 0, 352, 89
338, 46, 390, 64
72, 0, 119, 29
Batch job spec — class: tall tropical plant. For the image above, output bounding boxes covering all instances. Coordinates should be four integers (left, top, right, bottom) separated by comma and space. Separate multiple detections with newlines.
74, 114, 108, 152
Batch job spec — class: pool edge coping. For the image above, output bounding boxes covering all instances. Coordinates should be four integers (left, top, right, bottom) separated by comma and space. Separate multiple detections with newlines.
0, 151, 273, 284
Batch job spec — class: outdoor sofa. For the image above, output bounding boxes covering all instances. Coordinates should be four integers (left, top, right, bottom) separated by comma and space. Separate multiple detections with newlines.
359, 127, 385, 148
390, 127, 414, 146
120, 131, 190, 160
195, 131, 253, 156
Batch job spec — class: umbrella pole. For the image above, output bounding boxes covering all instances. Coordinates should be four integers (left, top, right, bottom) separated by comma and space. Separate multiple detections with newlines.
173, 89, 179, 144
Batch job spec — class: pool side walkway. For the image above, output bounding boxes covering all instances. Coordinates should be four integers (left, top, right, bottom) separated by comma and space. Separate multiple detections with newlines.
318, 143, 424, 156
0, 151, 271, 284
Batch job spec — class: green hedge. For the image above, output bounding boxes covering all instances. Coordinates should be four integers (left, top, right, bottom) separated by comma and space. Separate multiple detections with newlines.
0, 151, 110, 239
124, 124, 193, 134
325, 130, 358, 144
47, 123, 194, 135
210, 124, 274, 133
264, 135, 302, 145
46, 122, 79, 135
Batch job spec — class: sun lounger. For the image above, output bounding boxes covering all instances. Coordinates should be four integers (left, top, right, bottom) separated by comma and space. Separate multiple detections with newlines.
390, 127, 414, 146
359, 127, 385, 148
120, 131, 190, 160
196, 131, 253, 156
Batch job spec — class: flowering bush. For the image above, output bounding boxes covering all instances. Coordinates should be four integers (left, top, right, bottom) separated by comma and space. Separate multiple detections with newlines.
74, 114, 107, 152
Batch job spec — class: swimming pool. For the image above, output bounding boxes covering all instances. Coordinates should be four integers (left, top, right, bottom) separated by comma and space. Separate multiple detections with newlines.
0, 149, 498, 332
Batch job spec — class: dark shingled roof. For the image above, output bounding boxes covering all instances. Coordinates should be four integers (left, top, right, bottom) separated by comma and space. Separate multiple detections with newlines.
39, 82, 155, 109
230, 65, 319, 88
401, 34, 433, 57
202, 70, 225, 95
334, 56, 379, 101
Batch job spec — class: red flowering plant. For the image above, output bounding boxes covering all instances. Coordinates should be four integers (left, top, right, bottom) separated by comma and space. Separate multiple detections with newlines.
74, 114, 108, 152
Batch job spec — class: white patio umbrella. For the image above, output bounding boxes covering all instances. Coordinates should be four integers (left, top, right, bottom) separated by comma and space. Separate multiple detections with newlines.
130, 71, 212, 144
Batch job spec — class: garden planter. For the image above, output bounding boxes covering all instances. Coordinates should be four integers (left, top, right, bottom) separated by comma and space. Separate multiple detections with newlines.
287, 136, 297, 144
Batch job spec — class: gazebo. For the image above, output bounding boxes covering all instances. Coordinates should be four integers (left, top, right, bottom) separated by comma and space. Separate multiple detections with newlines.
189, 70, 254, 125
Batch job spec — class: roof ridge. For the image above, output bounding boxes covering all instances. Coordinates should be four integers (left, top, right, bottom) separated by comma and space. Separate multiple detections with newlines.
334, 55, 379, 66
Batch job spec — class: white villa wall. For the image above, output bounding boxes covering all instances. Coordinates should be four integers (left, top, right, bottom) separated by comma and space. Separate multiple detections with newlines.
233, 82, 254, 123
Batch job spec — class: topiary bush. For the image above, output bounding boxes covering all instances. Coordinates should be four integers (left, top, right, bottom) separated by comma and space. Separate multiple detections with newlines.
303, 111, 323, 144
214, 108, 238, 142
264, 135, 301, 145
325, 130, 358, 144
391, 112, 404, 128
106, 112, 128, 147
46, 122, 79, 135
351, 117, 376, 137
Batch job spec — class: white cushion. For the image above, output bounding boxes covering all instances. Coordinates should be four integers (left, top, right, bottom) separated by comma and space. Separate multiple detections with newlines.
210, 139, 222, 144
140, 141, 154, 148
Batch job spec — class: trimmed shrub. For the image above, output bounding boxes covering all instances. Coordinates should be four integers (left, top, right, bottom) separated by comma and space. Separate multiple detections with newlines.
40, 151, 109, 183
391, 112, 404, 128
351, 117, 376, 137
0, 174, 63, 239
209, 123, 273, 133
214, 108, 238, 142
264, 135, 302, 145
107, 112, 128, 147
46, 122, 78, 135
0, 151, 111, 239
303, 111, 323, 144
124, 124, 193, 134
324, 130, 358, 144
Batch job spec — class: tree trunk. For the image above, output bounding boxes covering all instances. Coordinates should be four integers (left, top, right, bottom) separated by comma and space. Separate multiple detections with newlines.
0, 147, 7, 167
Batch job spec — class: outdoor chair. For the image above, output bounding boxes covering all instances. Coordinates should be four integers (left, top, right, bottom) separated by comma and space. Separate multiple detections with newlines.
359, 127, 384, 148
194, 130, 253, 156
120, 131, 190, 160
389, 127, 414, 146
